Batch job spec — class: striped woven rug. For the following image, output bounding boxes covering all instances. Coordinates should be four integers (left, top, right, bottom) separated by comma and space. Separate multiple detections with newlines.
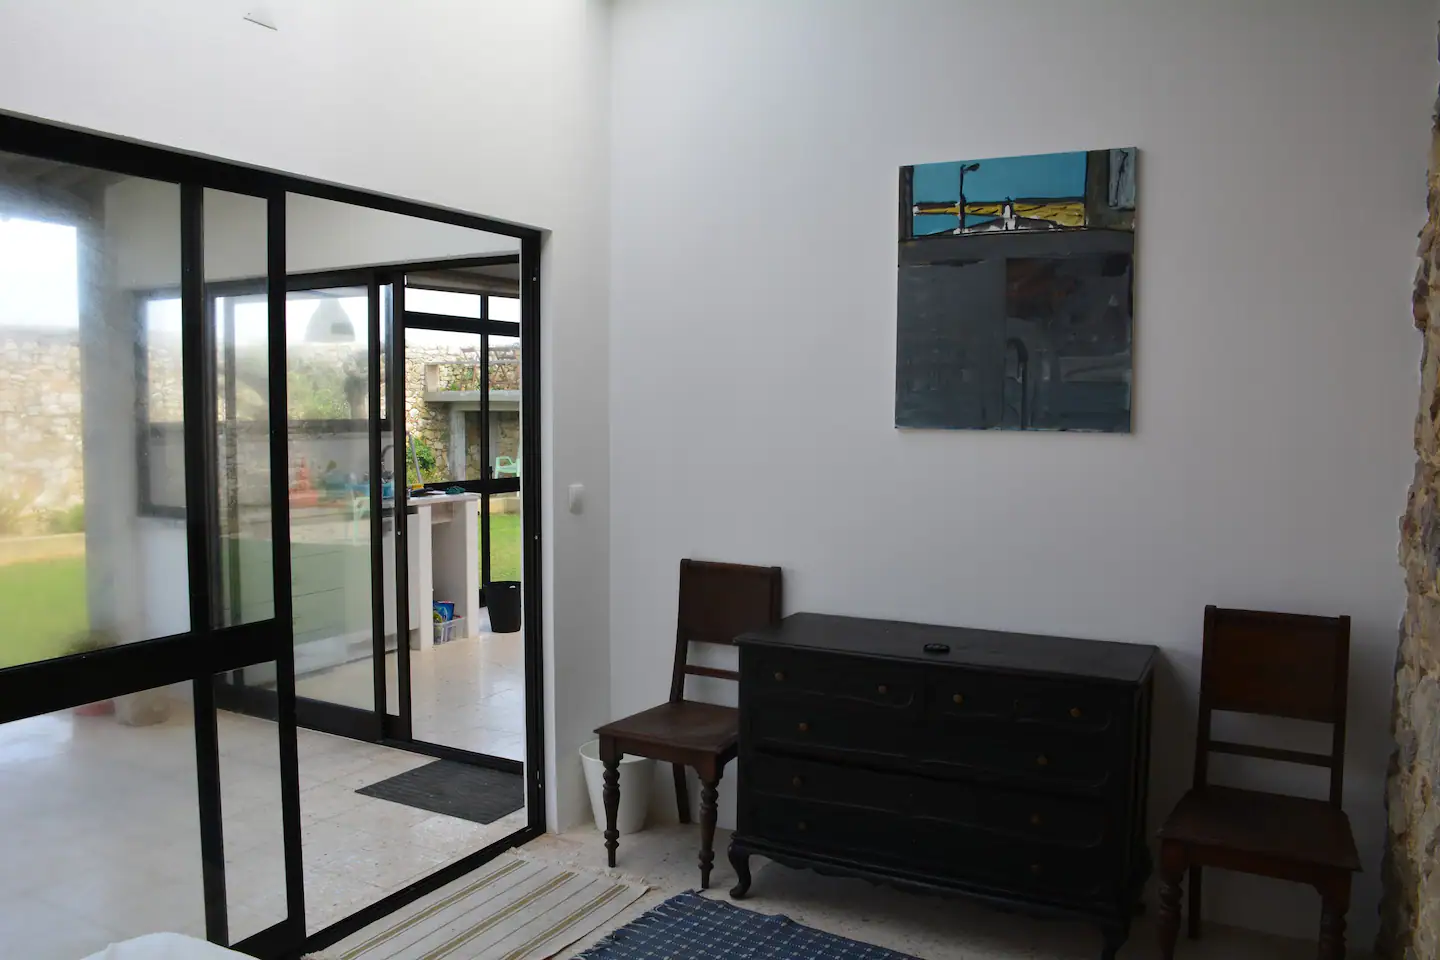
310, 854, 647, 960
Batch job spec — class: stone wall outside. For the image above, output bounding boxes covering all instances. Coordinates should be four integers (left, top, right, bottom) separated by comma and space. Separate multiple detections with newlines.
0, 329, 518, 531
404, 343, 520, 481
1381, 101, 1440, 960
0, 329, 85, 530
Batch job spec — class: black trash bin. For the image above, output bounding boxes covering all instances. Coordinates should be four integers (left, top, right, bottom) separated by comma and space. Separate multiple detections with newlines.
485, 581, 522, 633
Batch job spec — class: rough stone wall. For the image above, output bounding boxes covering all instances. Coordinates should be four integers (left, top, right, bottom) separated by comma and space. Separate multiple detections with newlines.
403, 344, 460, 476
403, 343, 521, 479
1381, 100, 1440, 960
0, 329, 518, 526
464, 412, 521, 479
0, 329, 86, 527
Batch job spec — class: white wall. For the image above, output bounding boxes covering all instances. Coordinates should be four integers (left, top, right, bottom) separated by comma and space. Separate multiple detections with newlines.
0, 0, 611, 832
609, 0, 1433, 944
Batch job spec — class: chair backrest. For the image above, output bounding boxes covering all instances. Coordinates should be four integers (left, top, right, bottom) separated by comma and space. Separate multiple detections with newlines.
669, 559, 783, 702
1194, 604, 1351, 806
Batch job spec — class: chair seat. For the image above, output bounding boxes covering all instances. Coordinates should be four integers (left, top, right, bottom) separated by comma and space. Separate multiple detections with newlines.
595, 700, 738, 754
1159, 786, 1361, 872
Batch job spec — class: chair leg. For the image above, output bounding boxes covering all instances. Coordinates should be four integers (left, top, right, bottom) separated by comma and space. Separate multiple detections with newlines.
673, 762, 691, 824
1318, 872, 1351, 960
599, 740, 620, 869
1156, 842, 1186, 960
1187, 865, 1202, 939
698, 768, 722, 889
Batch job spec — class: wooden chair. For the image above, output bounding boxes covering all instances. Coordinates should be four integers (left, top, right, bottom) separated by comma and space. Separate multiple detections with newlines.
1157, 606, 1360, 960
594, 559, 782, 888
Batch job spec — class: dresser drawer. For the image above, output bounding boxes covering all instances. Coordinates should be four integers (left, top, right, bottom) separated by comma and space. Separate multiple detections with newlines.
751, 796, 1108, 902
746, 647, 922, 713
930, 672, 1121, 735
746, 751, 918, 813
921, 723, 1115, 793
748, 699, 914, 762
746, 752, 1108, 849
910, 817, 1110, 901
913, 780, 1108, 849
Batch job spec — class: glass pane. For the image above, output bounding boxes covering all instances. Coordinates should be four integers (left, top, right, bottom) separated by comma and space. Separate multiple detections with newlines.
404, 327, 483, 484
404, 287, 479, 319
287, 287, 375, 712
216, 668, 288, 943
0, 153, 189, 668
209, 189, 274, 629
488, 294, 520, 325
141, 295, 185, 512
295, 728, 524, 934
487, 331, 521, 481
0, 683, 205, 955
486, 493, 523, 586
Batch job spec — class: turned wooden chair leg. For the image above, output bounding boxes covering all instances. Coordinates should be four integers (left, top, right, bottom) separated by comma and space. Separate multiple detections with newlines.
1317, 871, 1351, 960
1187, 865, 1203, 939
599, 739, 620, 869
673, 762, 691, 824
697, 766, 722, 889
1156, 842, 1186, 960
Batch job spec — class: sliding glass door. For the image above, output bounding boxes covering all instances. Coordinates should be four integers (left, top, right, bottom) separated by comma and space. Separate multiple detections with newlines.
0, 154, 301, 956
0, 113, 545, 959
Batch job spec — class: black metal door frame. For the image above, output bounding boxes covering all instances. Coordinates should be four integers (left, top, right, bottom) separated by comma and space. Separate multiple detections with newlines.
381, 269, 524, 776
0, 111, 548, 960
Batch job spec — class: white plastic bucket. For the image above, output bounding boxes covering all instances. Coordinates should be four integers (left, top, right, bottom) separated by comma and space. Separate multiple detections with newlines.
579, 739, 653, 835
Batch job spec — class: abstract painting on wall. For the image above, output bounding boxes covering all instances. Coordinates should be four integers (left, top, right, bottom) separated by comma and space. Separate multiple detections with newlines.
895, 148, 1136, 432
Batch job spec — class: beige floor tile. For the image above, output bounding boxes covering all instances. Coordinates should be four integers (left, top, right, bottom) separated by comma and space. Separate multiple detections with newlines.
1, 700, 528, 955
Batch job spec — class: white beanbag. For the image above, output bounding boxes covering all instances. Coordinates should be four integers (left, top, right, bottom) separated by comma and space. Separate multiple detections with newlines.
83, 932, 250, 960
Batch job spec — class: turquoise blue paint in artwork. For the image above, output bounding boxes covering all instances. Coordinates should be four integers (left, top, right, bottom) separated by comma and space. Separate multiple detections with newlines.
912, 213, 957, 236
911, 151, 1088, 231
963, 151, 1086, 201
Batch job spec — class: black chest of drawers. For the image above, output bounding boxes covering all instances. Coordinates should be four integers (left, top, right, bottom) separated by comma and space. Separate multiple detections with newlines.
728, 613, 1157, 960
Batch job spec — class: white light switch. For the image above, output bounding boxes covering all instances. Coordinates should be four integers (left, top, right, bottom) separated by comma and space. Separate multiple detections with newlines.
568, 484, 585, 514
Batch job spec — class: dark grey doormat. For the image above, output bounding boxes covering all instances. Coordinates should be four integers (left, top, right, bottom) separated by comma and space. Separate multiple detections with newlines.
577, 892, 920, 959
355, 760, 523, 824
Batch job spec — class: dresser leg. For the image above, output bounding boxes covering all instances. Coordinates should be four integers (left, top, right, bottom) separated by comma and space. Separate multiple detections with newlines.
1099, 924, 1125, 960
728, 842, 752, 899
698, 774, 720, 889
600, 743, 620, 869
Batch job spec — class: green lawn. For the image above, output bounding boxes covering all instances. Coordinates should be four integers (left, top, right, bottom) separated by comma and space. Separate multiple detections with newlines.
485, 513, 522, 583
0, 515, 521, 670
0, 555, 88, 669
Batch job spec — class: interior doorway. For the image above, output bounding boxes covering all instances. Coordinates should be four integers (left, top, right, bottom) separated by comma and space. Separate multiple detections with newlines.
392, 266, 526, 763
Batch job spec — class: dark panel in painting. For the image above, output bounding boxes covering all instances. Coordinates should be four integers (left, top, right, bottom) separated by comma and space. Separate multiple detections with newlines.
896, 229, 1134, 432
896, 148, 1136, 432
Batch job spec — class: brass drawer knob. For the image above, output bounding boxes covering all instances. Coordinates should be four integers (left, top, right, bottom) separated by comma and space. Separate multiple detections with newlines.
791, 775, 803, 789
774, 671, 785, 682
877, 684, 889, 695
1036, 754, 1049, 767
952, 693, 964, 705
1070, 707, 1083, 719
797, 722, 809, 733
1030, 863, 1042, 876
1029, 813, 1043, 827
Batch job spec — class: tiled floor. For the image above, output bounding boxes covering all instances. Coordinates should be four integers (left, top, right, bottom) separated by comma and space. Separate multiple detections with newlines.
524, 825, 1355, 960
0, 701, 526, 959
293, 625, 525, 761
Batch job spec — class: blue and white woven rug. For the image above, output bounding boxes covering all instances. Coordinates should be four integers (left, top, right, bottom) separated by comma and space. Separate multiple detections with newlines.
576, 892, 918, 960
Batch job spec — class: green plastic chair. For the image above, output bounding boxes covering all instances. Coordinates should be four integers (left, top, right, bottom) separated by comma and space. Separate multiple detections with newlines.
494, 456, 520, 478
